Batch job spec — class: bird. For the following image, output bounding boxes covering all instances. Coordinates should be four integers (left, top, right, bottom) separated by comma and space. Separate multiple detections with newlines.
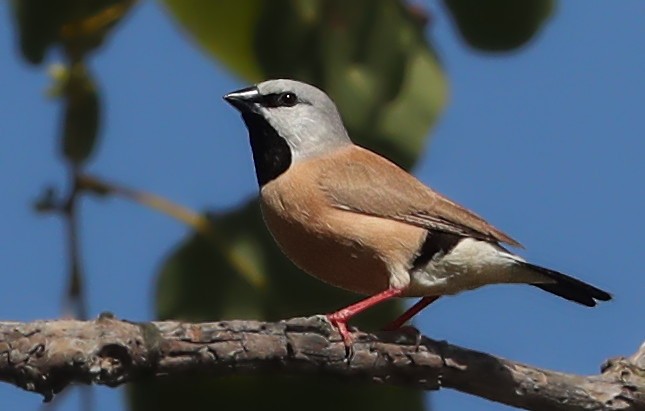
223, 79, 611, 346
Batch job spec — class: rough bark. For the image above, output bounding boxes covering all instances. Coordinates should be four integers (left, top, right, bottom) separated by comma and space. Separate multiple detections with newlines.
0, 315, 642, 410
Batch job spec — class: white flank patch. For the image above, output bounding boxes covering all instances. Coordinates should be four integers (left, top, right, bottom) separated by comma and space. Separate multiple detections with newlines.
408, 238, 525, 296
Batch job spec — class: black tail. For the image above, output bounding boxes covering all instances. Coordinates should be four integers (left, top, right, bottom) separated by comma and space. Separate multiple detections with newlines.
519, 262, 612, 307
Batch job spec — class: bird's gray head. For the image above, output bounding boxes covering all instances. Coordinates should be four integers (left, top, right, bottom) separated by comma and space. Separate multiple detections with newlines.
224, 79, 351, 186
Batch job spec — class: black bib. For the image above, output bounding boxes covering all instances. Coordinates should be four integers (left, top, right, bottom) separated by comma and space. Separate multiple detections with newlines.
242, 112, 292, 187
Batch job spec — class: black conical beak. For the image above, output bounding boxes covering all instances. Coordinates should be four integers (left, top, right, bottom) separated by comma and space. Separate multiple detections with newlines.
223, 86, 261, 113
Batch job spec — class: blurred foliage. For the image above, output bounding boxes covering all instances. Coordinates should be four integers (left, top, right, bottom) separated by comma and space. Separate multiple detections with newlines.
12, 0, 135, 64
12, 0, 134, 165
443, 0, 554, 51
161, 0, 446, 169
60, 63, 101, 165
8, 1, 554, 410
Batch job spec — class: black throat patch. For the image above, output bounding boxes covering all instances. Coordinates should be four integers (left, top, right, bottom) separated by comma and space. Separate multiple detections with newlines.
241, 112, 292, 186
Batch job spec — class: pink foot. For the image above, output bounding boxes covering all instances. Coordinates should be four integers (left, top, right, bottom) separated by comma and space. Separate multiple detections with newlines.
324, 288, 405, 356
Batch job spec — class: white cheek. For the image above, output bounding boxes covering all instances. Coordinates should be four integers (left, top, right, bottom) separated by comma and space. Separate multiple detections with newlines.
292, 118, 326, 154
265, 110, 319, 160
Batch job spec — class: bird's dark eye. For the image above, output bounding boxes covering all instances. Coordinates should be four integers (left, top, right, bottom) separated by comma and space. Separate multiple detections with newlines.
264, 92, 299, 108
281, 92, 297, 106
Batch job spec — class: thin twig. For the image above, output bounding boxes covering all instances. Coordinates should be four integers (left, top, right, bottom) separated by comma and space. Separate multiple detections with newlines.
77, 173, 266, 288
62, 166, 88, 320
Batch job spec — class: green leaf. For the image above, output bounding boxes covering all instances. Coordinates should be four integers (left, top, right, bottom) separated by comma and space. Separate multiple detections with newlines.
61, 64, 101, 165
10, 0, 136, 65
443, 0, 555, 51
160, 0, 447, 169
129, 199, 423, 411
11, 0, 67, 64
159, 1, 264, 80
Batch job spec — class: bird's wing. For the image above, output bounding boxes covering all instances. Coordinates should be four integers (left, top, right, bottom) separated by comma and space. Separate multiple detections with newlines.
317, 146, 522, 247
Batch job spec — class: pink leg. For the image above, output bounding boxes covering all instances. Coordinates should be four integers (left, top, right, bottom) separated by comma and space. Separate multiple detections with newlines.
327, 288, 403, 347
382, 295, 440, 331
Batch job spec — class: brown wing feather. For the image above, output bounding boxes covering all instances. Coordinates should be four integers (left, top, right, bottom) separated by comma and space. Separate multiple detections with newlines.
318, 146, 523, 248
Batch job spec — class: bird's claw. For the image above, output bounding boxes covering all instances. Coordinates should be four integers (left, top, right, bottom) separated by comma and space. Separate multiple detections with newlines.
326, 313, 355, 360
397, 325, 423, 351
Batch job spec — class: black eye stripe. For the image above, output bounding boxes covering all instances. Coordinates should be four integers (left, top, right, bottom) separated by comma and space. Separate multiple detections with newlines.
262, 92, 299, 108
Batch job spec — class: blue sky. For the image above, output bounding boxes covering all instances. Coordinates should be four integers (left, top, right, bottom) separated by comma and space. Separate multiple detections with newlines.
1, 1, 643, 410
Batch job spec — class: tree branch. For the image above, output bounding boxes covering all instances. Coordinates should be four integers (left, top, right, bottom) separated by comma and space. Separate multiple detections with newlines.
0, 316, 642, 410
